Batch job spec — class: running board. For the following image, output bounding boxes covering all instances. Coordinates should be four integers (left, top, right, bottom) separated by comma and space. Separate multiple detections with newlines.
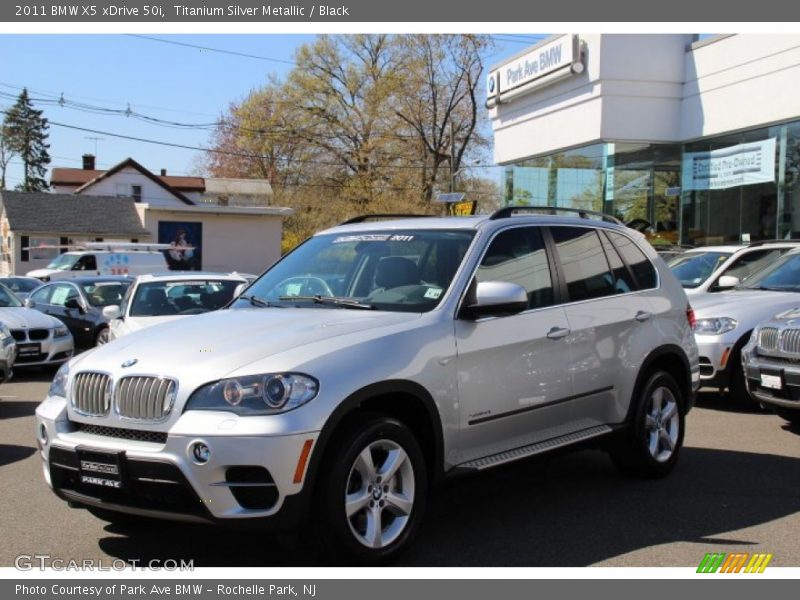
459, 425, 613, 471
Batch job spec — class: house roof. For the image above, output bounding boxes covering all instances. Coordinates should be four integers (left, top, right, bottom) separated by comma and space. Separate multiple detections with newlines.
51, 167, 206, 192
72, 158, 196, 205
0, 191, 151, 237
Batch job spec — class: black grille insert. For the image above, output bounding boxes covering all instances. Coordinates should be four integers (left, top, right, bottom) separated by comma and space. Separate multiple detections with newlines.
75, 422, 168, 444
10, 330, 26, 342
225, 466, 278, 510
28, 329, 49, 341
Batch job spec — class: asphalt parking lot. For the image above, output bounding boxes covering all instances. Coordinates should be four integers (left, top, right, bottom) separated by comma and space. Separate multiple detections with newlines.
1, 371, 798, 568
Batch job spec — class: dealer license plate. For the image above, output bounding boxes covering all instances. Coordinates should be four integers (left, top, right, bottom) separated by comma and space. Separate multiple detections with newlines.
77, 448, 125, 489
760, 373, 783, 390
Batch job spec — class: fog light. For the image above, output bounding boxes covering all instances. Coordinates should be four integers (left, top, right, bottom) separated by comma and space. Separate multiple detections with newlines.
38, 423, 48, 447
190, 441, 211, 464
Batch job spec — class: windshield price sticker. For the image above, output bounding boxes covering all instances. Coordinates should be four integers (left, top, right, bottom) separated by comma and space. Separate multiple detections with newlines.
333, 234, 415, 244
424, 287, 443, 299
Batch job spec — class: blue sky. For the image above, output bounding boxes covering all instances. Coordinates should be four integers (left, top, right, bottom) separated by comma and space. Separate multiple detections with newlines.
0, 34, 543, 188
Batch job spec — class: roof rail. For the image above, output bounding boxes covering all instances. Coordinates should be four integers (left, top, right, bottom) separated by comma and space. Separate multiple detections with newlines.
747, 238, 800, 247
489, 205, 624, 225
340, 214, 435, 225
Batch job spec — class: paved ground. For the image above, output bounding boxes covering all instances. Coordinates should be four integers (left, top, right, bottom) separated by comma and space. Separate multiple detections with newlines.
1, 371, 798, 567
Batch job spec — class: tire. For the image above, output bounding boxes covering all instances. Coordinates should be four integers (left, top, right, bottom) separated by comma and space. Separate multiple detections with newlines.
314, 415, 428, 565
610, 370, 685, 478
774, 407, 800, 426
95, 327, 110, 346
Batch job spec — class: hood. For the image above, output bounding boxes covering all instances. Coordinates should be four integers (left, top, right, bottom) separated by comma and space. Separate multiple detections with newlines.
691, 289, 800, 324
73, 307, 421, 381
0, 307, 63, 329
26, 268, 58, 278
121, 314, 185, 335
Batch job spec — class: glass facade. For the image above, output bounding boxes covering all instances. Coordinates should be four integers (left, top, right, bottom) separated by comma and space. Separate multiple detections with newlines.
503, 118, 800, 247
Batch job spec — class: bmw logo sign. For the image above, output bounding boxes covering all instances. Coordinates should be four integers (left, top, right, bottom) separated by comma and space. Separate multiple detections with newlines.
121, 358, 139, 368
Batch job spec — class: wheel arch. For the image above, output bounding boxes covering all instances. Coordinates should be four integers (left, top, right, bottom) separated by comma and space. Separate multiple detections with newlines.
300, 380, 445, 508
626, 345, 693, 423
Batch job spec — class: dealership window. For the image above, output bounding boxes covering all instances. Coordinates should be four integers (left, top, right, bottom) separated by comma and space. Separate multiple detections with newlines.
680, 124, 785, 246
504, 143, 681, 246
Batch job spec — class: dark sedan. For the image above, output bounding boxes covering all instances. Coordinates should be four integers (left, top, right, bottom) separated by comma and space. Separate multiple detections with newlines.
26, 276, 132, 347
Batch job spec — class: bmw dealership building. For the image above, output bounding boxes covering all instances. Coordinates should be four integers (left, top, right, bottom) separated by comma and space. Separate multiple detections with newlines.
488, 34, 800, 247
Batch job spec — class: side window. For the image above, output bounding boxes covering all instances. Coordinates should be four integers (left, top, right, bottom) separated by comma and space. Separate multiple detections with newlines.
73, 254, 97, 271
721, 249, 784, 284
30, 285, 53, 305
607, 231, 657, 290
599, 232, 637, 293
550, 227, 616, 302
477, 227, 554, 310
49, 284, 80, 307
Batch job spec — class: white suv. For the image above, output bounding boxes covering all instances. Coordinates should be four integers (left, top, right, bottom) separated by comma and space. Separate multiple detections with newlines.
36, 209, 699, 564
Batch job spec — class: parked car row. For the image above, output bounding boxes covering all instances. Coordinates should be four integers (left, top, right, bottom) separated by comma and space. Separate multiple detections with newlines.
0, 268, 248, 386
663, 239, 800, 425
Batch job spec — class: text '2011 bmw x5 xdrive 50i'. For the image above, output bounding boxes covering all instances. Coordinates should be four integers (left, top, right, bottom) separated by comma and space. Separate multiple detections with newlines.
36, 208, 699, 564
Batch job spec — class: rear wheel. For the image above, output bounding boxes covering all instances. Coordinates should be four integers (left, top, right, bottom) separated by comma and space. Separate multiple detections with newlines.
610, 371, 685, 478
314, 416, 427, 565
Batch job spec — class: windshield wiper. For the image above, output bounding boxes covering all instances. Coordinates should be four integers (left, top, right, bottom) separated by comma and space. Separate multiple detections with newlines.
278, 295, 374, 310
240, 294, 283, 308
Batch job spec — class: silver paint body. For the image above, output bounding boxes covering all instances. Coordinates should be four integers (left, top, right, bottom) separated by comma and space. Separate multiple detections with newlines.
36, 215, 698, 520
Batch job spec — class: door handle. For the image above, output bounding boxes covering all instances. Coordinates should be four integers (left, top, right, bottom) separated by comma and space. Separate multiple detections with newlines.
547, 326, 570, 340
635, 310, 653, 322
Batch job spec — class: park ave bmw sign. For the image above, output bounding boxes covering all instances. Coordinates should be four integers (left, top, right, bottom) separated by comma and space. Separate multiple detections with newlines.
487, 34, 581, 100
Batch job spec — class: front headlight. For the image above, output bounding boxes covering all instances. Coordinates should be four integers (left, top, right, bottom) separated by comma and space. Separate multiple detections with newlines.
693, 317, 738, 335
49, 362, 70, 398
185, 372, 319, 416
53, 326, 70, 338
0, 322, 11, 341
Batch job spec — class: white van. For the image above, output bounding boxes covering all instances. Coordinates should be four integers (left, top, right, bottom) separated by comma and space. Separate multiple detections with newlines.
26, 243, 170, 282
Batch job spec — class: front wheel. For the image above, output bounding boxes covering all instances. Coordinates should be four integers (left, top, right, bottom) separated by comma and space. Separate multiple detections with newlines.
314, 416, 427, 565
95, 327, 110, 346
610, 371, 685, 478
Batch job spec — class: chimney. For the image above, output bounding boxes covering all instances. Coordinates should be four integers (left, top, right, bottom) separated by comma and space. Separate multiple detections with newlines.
160, 169, 167, 176
82, 154, 95, 170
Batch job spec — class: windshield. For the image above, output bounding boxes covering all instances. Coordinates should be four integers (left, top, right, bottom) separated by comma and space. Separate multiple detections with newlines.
235, 230, 475, 312
667, 251, 731, 288
741, 253, 800, 292
0, 283, 23, 307
46, 253, 79, 271
130, 279, 242, 317
1, 277, 39, 293
80, 281, 131, 307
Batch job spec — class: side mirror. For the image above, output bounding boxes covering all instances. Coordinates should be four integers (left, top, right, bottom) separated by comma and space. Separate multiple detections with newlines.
102, 305, 121, 320
462, 281, 528, 319
24, 298, 35, 309
717, 275, 740, 290
233, 283, 247, 298
64, 297, 85, 313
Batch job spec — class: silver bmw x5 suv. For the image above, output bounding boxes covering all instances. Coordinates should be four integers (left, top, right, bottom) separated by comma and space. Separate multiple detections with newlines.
36, 208, 699, 563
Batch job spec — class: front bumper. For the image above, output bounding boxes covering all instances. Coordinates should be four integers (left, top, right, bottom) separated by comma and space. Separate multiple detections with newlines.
743, 352, 800, 410
37, 398, 319, 525
13, 333, 73, 368
695, 336, 737, 388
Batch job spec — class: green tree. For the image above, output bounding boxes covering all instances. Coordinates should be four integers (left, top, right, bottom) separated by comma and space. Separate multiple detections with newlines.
0, 126, 14, 190
3, 88, 51, 192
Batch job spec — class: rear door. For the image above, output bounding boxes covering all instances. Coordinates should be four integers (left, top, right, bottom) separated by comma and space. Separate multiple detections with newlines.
549, 226, 661, 426
454, 226, 575, 464
43, 282, 91, 346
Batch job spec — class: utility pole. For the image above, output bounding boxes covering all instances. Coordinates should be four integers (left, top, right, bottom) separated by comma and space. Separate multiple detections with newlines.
449, 120, 456, 193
